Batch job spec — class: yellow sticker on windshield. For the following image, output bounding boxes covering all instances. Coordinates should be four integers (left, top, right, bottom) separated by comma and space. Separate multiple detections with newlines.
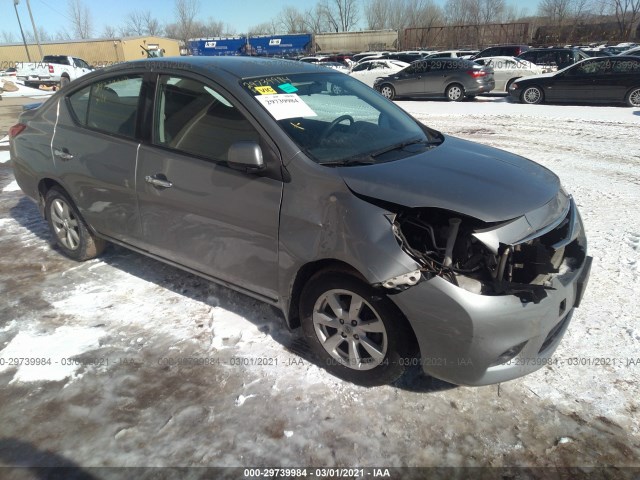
255, 86, 278, 95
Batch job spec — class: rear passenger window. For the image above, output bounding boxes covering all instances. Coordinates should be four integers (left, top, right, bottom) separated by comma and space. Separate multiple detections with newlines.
67, 75, 142, 138
153, 75, 259, 162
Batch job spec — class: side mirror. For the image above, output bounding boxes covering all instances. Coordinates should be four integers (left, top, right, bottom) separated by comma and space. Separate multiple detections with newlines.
227, 141, 264, 171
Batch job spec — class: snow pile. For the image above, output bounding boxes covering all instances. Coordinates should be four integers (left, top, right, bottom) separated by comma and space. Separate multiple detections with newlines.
0, 325, 106, 383
0, 80, 54, 98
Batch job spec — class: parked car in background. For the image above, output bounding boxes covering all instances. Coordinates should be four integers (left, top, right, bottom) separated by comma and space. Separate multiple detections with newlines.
313, 61, 349, 72
473, 56, 544, 92
472, 45, 530, 60
517, 48, 589, 71
374, 58, 495, 101
352, 51, 386, 62
349, 59, 409, 87
384, 52, 425, 63
619, 46, 640, 57
580, 48, 614, 57
299, 56, 329, 63
1, 67, 17, 77
424, 50, 479, 59
508, 55, 640, 107
10, 56, 591, 387
16, 55, 93, 89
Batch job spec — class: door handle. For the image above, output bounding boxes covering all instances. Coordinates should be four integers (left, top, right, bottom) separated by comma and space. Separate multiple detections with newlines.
53, 148, 73, 160
145, 174, 173, 189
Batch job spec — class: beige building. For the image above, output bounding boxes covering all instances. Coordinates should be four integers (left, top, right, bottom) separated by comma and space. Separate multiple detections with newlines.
0, 36, 181, 68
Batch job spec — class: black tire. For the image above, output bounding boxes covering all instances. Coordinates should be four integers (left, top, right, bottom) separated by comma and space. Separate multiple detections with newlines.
60, 76, 70, 88
521, 85, 544, 104
379, 84, 395, 100
445, 83, 465, 102
300, 271, 416, 386
45, 187, 106, 261
626, 87, 640, 107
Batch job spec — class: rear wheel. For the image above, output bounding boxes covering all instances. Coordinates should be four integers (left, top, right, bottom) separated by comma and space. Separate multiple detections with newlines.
521, 86, 544, 104
60, 76, 70, 88
300, 272, 415, 386
445, 83, 465, 101
45, 187, 106, 261
626, 87, 640, 107
379, 84, 395, 100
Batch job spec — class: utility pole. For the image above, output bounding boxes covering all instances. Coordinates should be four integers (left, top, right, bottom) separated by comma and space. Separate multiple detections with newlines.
13, 0, 32, 62
25, 0, 43, 59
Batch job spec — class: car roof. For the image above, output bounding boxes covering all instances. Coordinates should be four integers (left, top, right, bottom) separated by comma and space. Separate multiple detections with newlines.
111, 56, 324, 80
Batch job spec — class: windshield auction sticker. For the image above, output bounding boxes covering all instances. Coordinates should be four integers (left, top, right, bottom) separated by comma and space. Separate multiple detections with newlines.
254, 86, 277, 95
255, 94, 317, 120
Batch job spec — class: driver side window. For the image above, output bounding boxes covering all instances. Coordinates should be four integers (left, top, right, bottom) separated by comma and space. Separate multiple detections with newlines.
153, 76, 260, 162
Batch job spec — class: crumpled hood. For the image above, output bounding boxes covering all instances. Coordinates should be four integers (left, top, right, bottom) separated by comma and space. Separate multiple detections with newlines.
339, 135, 560, 223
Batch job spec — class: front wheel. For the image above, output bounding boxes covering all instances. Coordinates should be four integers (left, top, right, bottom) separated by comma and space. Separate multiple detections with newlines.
521, 86, 544, 104
300, 272, 415, 386
379, 84, 395, 100
45, 187, 106, 261
626, 87, 640, 107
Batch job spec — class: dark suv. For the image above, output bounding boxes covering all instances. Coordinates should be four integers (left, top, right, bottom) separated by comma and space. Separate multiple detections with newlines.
472, 45, 530, 60
518, 48, 589, 71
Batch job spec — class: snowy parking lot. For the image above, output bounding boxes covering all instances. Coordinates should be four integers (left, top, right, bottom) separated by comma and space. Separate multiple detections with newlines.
0, 93, 639, 475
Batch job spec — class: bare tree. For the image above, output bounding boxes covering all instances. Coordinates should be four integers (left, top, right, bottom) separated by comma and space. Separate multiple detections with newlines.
143, 11, 164, 36
608, 0, 640, 39
280, 6, 307, 33
248, 20, 280, 36
68, 0, 93, 39
321, 0, 359, 32
366, 0, 443, 31
173, 0, 201, 43
125, 11, 147, 36
538, 0, 573, 30
1, 31, 16, 43
123, 10, 164, 36
102, 25, 118, 38
304, 4, 330, 33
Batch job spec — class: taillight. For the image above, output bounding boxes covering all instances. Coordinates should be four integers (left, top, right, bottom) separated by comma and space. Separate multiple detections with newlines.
48, 64, 54, 74
9, 123, 27, 138
467, 70, 487, 78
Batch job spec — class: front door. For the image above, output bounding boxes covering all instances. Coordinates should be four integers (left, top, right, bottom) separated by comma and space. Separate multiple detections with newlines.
136, 75, 282, 300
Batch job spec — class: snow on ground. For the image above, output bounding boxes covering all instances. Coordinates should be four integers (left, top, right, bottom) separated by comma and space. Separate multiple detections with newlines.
0, 80, 54, 98
0, 96, 639, 473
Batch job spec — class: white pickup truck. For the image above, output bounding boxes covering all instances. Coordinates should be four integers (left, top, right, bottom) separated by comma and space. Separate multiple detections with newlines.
17, 55, 93, 89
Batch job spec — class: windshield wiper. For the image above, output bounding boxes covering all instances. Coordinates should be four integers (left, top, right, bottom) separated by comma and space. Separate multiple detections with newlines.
318, 137, 437, 167
368, 137, 431, 158
318, 157, 378, 166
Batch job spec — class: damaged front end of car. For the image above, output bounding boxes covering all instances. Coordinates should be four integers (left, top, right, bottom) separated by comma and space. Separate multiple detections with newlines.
368, 188, 591, 386
386, 192, 586, 305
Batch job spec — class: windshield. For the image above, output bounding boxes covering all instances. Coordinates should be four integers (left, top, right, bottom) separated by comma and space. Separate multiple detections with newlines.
241, 72, 440, 165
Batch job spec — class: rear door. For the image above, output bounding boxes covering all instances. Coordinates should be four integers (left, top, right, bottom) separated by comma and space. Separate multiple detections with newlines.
392, 63, 426, 96
424, 59, 457, 95
135, 74, 283, 300
606, 58, 640, 102
53, 73, 145, 243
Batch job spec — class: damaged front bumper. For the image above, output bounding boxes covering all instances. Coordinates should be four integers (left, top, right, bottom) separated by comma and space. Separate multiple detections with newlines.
388, 197, 592, 386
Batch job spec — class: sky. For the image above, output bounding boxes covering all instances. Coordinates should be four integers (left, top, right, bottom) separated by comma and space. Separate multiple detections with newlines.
1, 0, 533, 41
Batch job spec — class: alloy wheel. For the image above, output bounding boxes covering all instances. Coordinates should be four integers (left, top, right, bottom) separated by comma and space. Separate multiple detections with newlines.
50, 198, 80, 250
312, 289, 388, 370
